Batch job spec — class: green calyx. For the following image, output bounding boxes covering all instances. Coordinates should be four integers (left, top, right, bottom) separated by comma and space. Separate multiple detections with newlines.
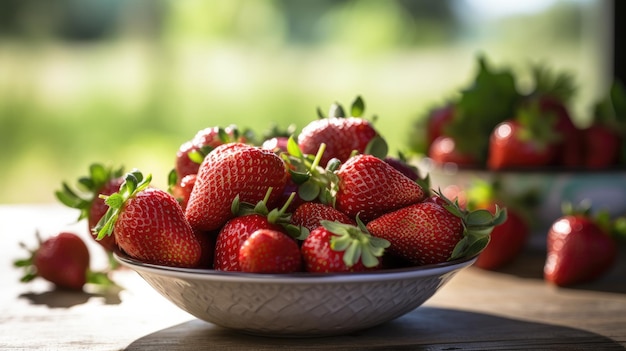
94, 170, 152, 241
530, 63, 577, 103
316, 95, 366, 119
283, 137, 339, 206
322, 217, 390, 268
515, 100, 561, 147
433, 189, 507, 261
55, 163, 125, 222
232, 187, 309, 240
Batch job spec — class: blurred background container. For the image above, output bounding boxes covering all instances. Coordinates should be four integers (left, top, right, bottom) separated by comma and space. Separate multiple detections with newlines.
0, 0, 615, 203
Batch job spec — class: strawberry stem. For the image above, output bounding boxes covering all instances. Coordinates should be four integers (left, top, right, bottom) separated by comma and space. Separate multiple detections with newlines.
433, 188, 507, 260
94, 170, 152, 241
322, 218, 390, 268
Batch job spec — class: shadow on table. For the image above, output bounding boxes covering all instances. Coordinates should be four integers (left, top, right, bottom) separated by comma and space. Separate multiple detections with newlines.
124, 307, 625, 351
485, 247, 626, 294
19, 285, 122, 308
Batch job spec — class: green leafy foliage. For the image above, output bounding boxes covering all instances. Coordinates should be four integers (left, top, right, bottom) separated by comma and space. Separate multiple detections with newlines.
54, 163, 125, 222
444, 55, 521, 162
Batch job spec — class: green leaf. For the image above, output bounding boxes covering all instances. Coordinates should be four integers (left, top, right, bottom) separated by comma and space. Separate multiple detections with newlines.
316, 106, 325, 119
167, 168, 178, 189
461, 235, 491, 259
287, 136, 303, 158
298, 181, 320, 202
328, 103, 345, 118
466, 209, 496, 227
364, 136, 388, 160
94, 170, 152, 240
90, 163, 108, 186
188, 150, 205, 164
104, 193, 124, 210
351, 96, 365, 117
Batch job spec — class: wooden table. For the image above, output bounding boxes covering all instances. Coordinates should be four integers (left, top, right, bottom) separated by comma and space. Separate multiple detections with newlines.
1, 204, 625, 350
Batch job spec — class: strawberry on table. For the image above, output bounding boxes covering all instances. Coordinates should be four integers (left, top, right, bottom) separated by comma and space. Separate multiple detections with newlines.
301, 220, 389, 273
184, 143, 288, 232
335, 154, 426, 222
474, 206, 528, 270
14, 232, 113, 291
55, 163, 125, 252
544, 203, 622, 286
238, 229, 302, 273
366, 191, 506, 265
96, 170, 203, 268
463, 181, 530, 270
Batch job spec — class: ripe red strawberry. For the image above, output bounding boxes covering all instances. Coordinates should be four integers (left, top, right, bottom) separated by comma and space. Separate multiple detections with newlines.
462, 181, 529, 270
487, 104, 560, 170
262, 136, 290, 153
335, 154, 425, 222
291, 202, 355, 232
238, 229, 302, 273
544, 207, 618, 286
301, 220, 389, 273
428, 136, 479, 167
96, 171, 202, 268
15, 232, 91, 291
425, 103, 456, 147
582, 124, 621, 169
214, 214, 285, 271
527, 65, 582, 168
474, 206, 528, 270
584, 82, 626, 169
175, 125, 247, 180
384, 154, 420, 181
169, 173, 197, 211
194, 229, 217, 269
55, 163, 124, 252
367, 192, 506, 265
297, 97, 380, 167
185, 143, 288, 232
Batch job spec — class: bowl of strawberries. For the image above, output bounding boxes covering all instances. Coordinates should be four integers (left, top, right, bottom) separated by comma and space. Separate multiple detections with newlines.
86, 97, 505, 337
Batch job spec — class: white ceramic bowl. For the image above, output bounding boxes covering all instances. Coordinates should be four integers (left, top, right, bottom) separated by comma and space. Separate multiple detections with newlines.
115, 251, 476, 337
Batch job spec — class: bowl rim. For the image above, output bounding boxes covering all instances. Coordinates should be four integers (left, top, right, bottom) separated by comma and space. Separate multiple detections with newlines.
114, 251, 477, 284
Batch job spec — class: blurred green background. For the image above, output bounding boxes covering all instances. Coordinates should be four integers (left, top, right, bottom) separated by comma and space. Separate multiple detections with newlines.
0, 0, 612, 203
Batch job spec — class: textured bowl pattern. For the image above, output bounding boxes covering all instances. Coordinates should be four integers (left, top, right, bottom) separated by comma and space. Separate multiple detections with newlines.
116, 253, 475, 337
